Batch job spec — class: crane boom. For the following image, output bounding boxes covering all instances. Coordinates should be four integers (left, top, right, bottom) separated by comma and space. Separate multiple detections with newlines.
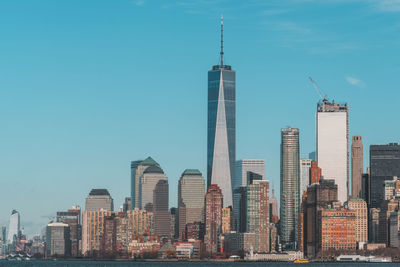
309, 76, 328, 102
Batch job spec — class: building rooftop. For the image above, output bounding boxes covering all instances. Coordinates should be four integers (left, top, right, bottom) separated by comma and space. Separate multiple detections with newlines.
47, 222, 69, 227
141, 156, 159, 166
143, 165, 164, 174
182, 169, 202, 176
89, 189, 111, 196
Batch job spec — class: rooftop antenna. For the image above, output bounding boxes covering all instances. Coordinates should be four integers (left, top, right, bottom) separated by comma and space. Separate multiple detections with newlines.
220, 15, 224, 67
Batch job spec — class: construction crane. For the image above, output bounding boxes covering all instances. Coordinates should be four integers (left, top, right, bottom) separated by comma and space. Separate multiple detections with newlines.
309, 76, 328, 102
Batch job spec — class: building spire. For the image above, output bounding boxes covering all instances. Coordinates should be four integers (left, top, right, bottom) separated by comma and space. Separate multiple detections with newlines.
220, 15, 224, 67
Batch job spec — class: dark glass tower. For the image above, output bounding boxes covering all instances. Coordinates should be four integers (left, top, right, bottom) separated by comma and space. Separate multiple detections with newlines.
207, 17, 236, 208
369, 143, 400, 208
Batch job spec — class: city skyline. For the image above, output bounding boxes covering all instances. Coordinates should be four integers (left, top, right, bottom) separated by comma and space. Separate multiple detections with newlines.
2, 0, 400, 237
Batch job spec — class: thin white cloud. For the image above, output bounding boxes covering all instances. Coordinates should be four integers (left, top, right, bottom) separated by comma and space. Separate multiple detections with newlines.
346, 76, 365, 87
132, 0, 146, 6
375, 0, 400, 12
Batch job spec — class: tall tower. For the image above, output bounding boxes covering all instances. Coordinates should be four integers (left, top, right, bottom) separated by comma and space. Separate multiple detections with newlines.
280, 127, 300, 250
204, 184, 223, 255
317, 100, 349, 203
351, 136, 363, 198
7, 210, 20, 244
207, 16, 236, 208
177, 169, 205, 240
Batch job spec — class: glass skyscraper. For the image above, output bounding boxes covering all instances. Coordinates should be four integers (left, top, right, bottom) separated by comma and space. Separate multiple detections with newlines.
7, 210, 20, 244
207, 18, 235, 208
280, 127, 300, 250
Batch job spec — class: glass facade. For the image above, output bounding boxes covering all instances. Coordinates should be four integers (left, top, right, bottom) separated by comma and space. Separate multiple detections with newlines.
178, 169, 205, 240
207, 65, 236, 208
280, 127, 300, 250
369, 143, 400, 208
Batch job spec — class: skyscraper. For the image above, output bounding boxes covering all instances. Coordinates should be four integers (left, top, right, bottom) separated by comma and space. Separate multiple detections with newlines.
46, 222, 71, 257
7, 210, 20, 244
234, 159, 265, 231
351, 136, 363, 198
131, 157, 159, 209
280, 127, 300, 249
82, 210, 114, 255
85, 189, 114, 211
178, 169, 205, 240
139, 165, 168, 212
1, 226, 6, 243
300, 159, 312, 198
369, 143, 400, 208
239, 179, 270, 252
153, 179, 170, 237
207, 17, 235, 208
204, 184, 223, 255
317, 100, 349, 203
347, 198, 368, 245
57, 208, 81, 257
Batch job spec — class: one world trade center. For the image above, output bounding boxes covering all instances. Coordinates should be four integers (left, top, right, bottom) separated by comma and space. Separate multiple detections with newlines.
207, 16, 235, 208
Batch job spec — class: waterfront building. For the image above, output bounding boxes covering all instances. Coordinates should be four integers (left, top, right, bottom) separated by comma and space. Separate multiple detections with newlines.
153, 179, 170, 237
298, 190, 307, 252
101, 215, 117, 255
378, 199, 399, 245
369, 143, 400, 208
46, 222, 71, 257
204, 184, 223, 255
351, 136, 363, 198
304, 179, 338, 257
389, 211, 400, 248
319, 206, 356, 252
85, 189, 114, 211
280, 127, 300, 249
115, 212, 130, 255
177, 169, 205, 240
234, 159, 265, 230
316, 100, 349, 203
347, 198, 368, 245
222, 232, 258, 254
7, 210, 20, 244
1, 226, 6, 244
300, 159, 312, 198
127, 208, 153, 236
139, 165, 168, 211
56, 208, 81, 257
369, 208, 380, 243
207, 17, 236, 208
131, 157, 159, 209
81, 210, 114, 255
310, 161, 322, 184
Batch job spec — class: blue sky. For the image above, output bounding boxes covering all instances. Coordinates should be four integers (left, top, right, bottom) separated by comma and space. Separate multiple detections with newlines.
1, 0, 400, 236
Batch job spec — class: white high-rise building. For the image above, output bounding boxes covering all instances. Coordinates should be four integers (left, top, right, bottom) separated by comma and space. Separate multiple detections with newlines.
300, 159, 312, 198
317, 100, 349, 203
7, 210, 20, 244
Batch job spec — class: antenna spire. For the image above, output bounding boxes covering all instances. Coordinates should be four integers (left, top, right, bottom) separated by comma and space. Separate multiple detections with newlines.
220, 15, 224, 67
